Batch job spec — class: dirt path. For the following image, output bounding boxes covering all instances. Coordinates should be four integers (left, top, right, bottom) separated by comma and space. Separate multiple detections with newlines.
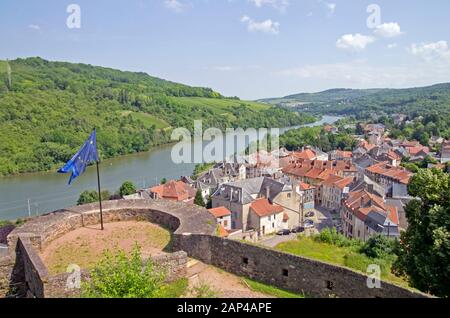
186, 260, 271, 298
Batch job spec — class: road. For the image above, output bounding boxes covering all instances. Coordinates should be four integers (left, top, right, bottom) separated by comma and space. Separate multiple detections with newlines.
258, 207, 336, 248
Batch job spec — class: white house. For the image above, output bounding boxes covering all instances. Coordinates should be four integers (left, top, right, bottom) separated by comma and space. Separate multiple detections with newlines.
248, 198, 286, 237
208, 207, 232, 231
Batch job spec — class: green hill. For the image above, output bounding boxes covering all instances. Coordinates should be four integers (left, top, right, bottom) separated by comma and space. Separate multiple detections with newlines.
260, 88, 386, 106
0, 57, 315, 176
259, 84, 450, 118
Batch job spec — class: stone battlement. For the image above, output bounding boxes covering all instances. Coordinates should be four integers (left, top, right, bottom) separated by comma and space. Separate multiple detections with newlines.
3, 199, 430, 298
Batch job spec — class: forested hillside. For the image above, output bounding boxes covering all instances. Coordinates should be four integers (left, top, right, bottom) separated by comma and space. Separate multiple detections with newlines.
261, 84, 450, 118
0, 57, 315, 176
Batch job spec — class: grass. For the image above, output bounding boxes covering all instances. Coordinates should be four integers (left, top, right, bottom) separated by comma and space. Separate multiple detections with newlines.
276, 236, 410, 288
170, 97, 270, 115
120, 111, 170, 129
243, 278, 305, 298
158, 278, 189, 298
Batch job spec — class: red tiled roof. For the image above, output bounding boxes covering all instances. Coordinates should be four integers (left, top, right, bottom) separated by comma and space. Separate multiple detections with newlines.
209, 207, 232, 218
292, 149, 317, 160
334, 177, 354, 189
217, 225, 229, 238
299, 182, 315, 191
335, 150, 353, 158
250, 198, 284, 217
366, 162, 413, 184
386, 205, 399, 225
406, 146, 430, 156
150, 180, 197, 201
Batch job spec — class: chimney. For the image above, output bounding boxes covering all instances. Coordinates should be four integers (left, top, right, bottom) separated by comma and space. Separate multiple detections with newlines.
266, 186, 270, 199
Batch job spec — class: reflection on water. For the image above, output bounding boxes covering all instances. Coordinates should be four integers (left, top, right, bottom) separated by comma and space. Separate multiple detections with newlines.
0, 116, 341, 220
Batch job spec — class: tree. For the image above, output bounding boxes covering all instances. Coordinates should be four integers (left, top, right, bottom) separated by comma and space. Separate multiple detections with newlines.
119, 181, 136, 197
194, 189, 205, 207
81, 245, 167, 298
160, 178, 167, 185
393, 169, 450, 297
77, 190, 111, 206
361, 234, 398, 259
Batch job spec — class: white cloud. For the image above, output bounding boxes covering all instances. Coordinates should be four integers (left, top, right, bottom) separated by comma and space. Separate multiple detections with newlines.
248, 0, 290, 11
336, 33, 375, 51
28, 24, 40, 30
316, 1, 336, 17
241, 15, 280, 35
164, 0, 186, 12
326, 2, 336, 16
278, 59, 450, 88
213, 66, 238, 72
387, 43, 398, 49
374, 22, 403, 38
409, 41, 450, 62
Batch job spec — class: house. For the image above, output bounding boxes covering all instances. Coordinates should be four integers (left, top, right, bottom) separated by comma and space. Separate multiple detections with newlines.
368, 131, 383, 146
341, 189, 400, 241
365, 162, 413, 197
283, 159, 357, 185
211, 176, 310, 230
296, 182, 315, 211
149, 180, 197, 204
324, 124, 338, 134
440, 141, 450, 164
320, 176, 354, 211
211, 177, 291, 230
329, 150, 353, 161
429, 136, 444, 148
353, 140, 376, 159
363, 123, 386, 134
392, 113, 407, 125
208, 207, 232, 231
248, 198, 286, 237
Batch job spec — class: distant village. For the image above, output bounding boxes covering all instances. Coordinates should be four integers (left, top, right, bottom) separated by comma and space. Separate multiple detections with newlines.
126, 117, 450, 244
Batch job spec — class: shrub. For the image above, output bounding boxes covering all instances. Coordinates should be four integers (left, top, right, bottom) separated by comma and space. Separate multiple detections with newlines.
119, 181, 137, 197
315, 228, 361, 249
81, 245, 167, 298
360, 234, 398, 259
77, 190, 111, 205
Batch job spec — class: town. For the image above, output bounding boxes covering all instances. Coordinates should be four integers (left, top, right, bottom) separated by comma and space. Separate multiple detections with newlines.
125, 118, 449, 246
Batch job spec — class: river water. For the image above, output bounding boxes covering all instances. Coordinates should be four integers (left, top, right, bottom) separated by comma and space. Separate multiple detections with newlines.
0, 115, 341, 220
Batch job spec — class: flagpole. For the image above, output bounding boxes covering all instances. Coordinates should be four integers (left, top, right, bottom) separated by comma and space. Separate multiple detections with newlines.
96, 160, 104, 231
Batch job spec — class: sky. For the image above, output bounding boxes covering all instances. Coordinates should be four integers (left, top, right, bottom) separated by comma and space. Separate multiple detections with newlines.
1, 0, 450, 100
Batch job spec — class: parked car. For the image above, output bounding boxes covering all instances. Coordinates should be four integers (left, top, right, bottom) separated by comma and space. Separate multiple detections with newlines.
305, 211, 315, 218
304, 219, 315, 229
292, 226, 305, 233
276, 229, 291, 236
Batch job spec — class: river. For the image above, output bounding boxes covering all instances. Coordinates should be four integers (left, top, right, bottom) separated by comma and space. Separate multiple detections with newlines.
0, 115, 341, 220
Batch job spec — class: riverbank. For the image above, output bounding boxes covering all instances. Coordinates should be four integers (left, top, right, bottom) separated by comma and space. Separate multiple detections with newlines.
0, 115, 341, 221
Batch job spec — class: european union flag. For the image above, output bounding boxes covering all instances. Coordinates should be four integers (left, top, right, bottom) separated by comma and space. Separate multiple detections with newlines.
58, 129, 99, 184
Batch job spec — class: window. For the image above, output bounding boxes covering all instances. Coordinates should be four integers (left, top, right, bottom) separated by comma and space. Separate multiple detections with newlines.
326, 281, 334, 290
242, 257, 249, 265
287, 193, 291, 198
272, 223, 275, 228
224, 220, 228, 227
282, 269, 289, 277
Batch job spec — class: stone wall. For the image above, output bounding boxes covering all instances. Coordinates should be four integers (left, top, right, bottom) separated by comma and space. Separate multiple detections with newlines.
177, 234, 428, 298
3, 199, 430, 298
5, 200, 212, 298
0, 255, 13, 297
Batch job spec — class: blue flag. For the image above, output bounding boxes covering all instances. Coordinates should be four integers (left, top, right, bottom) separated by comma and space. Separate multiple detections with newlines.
58, 129, 99, 184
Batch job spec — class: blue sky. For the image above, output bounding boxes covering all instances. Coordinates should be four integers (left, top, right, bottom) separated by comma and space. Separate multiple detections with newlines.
1, 0, 450, 99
